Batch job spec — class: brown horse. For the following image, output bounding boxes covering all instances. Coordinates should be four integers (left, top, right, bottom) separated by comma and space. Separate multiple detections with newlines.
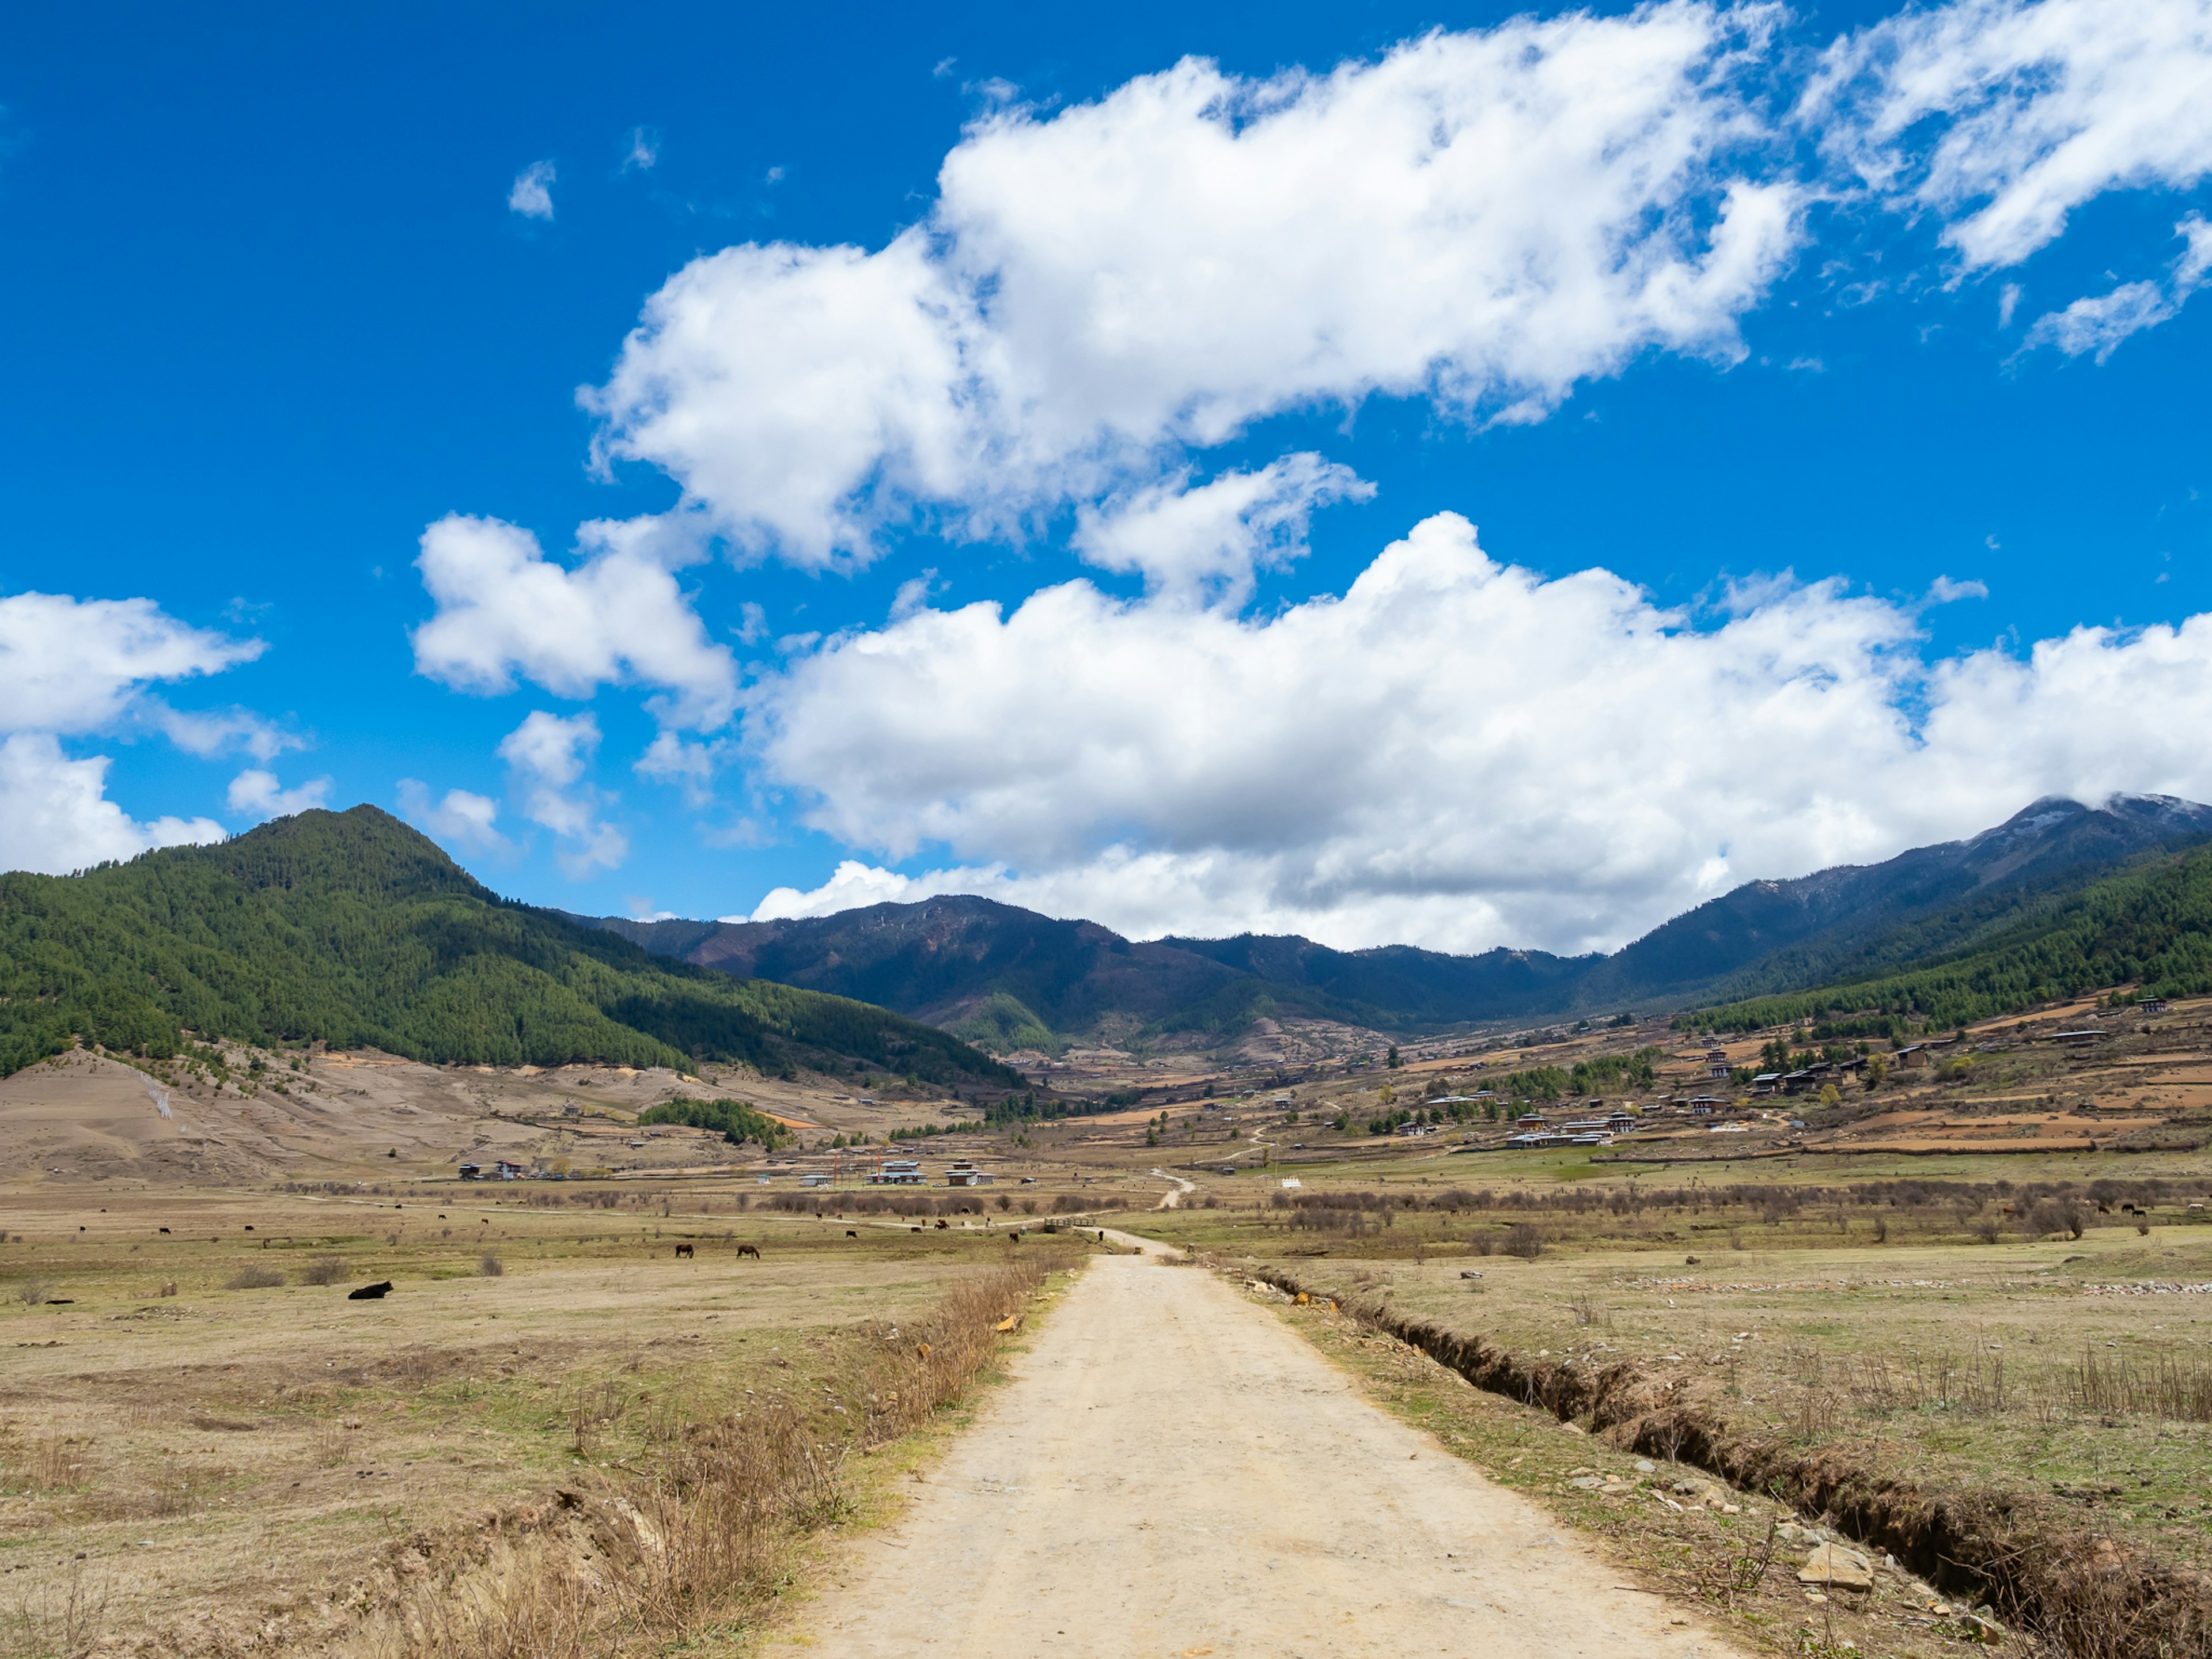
736, 1244, 762, 1260
673, 1243, 694, 1259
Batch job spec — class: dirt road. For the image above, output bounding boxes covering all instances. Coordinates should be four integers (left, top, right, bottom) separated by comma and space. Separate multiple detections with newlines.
783, 1247, 1740, 1658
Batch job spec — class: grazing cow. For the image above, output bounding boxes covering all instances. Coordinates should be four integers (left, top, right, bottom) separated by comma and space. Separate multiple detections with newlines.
348, 1281, 394, 1300
846, 1229, 858, 1237
736, 1244, 762, 1260
674, 1243, 694, 1259
158, 1226, 171, 1234
1007, 1231, 1022, 1244
910, 1226, 923, 1233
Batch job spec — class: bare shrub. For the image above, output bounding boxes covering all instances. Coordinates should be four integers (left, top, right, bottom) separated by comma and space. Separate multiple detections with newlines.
310, 1421, 356, 1469
1502, 1223, 1546, 1260
567, 1378, 630, 1456
1971, 1217, 2002, 1245
16, 1275, 54, 1306
1688, 1516, 1782, 1608
479, 1252, 504, 1278
5, 1435, 88, 1493
1, 1560, 108, 1659
225, 1264, 286, 1290
301, 1255, 350, 1286
2065, 1347, 2212, 1422
2026, 1198, 2084, 1239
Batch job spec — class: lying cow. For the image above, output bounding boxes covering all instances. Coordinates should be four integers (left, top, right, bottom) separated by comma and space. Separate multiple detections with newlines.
348, 1281, 394, 1300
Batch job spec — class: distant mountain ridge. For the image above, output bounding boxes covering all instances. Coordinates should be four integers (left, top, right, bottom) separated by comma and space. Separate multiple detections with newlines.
585, 796, 2212, 1047
1575, 793, 2212, 1009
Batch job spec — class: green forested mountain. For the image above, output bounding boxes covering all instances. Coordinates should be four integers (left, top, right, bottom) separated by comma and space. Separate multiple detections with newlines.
0, 807, 1017, 1086
1681, 842, 2212, 1036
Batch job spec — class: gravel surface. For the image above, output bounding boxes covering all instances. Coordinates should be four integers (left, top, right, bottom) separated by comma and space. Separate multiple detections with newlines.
784, 1243, 1744, 1658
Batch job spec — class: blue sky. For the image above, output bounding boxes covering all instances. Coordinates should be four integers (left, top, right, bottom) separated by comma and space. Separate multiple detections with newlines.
3, 0, 2210, 953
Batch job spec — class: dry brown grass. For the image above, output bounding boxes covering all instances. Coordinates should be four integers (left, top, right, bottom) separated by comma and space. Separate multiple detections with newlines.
0, 1562, 107, 1659
350, 1256, 1057, 1659
0, 1183, 1087, 1658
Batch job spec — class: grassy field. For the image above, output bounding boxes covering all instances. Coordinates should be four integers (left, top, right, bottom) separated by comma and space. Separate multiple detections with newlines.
0, 1184, 1087, 1657
14, 987, 2212, 1657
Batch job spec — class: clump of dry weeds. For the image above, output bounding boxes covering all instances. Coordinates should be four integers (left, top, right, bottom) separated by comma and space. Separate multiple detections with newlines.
0, 1562, 108, 1659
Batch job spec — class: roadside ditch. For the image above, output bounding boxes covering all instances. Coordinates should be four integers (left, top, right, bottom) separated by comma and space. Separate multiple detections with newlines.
1249, 1262, 2210, 1659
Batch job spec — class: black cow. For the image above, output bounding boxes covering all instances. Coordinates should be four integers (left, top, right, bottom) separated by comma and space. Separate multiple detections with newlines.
347, 1281, 394, 1300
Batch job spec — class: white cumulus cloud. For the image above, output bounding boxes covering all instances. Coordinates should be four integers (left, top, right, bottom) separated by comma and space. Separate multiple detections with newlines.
0, 590, 263, 875
741, 513, 2212, 953
225, 768, 333, 821
1072, 455, 1373, 608
0, 591, 262, 736
0, 734, 225, 876
396, 779, 509, 855
411, 513, 738, 730
582, 3, 1801, 569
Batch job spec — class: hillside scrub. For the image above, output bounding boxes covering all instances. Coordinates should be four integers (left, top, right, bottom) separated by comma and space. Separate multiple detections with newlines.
637, 1096, 793, 1150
